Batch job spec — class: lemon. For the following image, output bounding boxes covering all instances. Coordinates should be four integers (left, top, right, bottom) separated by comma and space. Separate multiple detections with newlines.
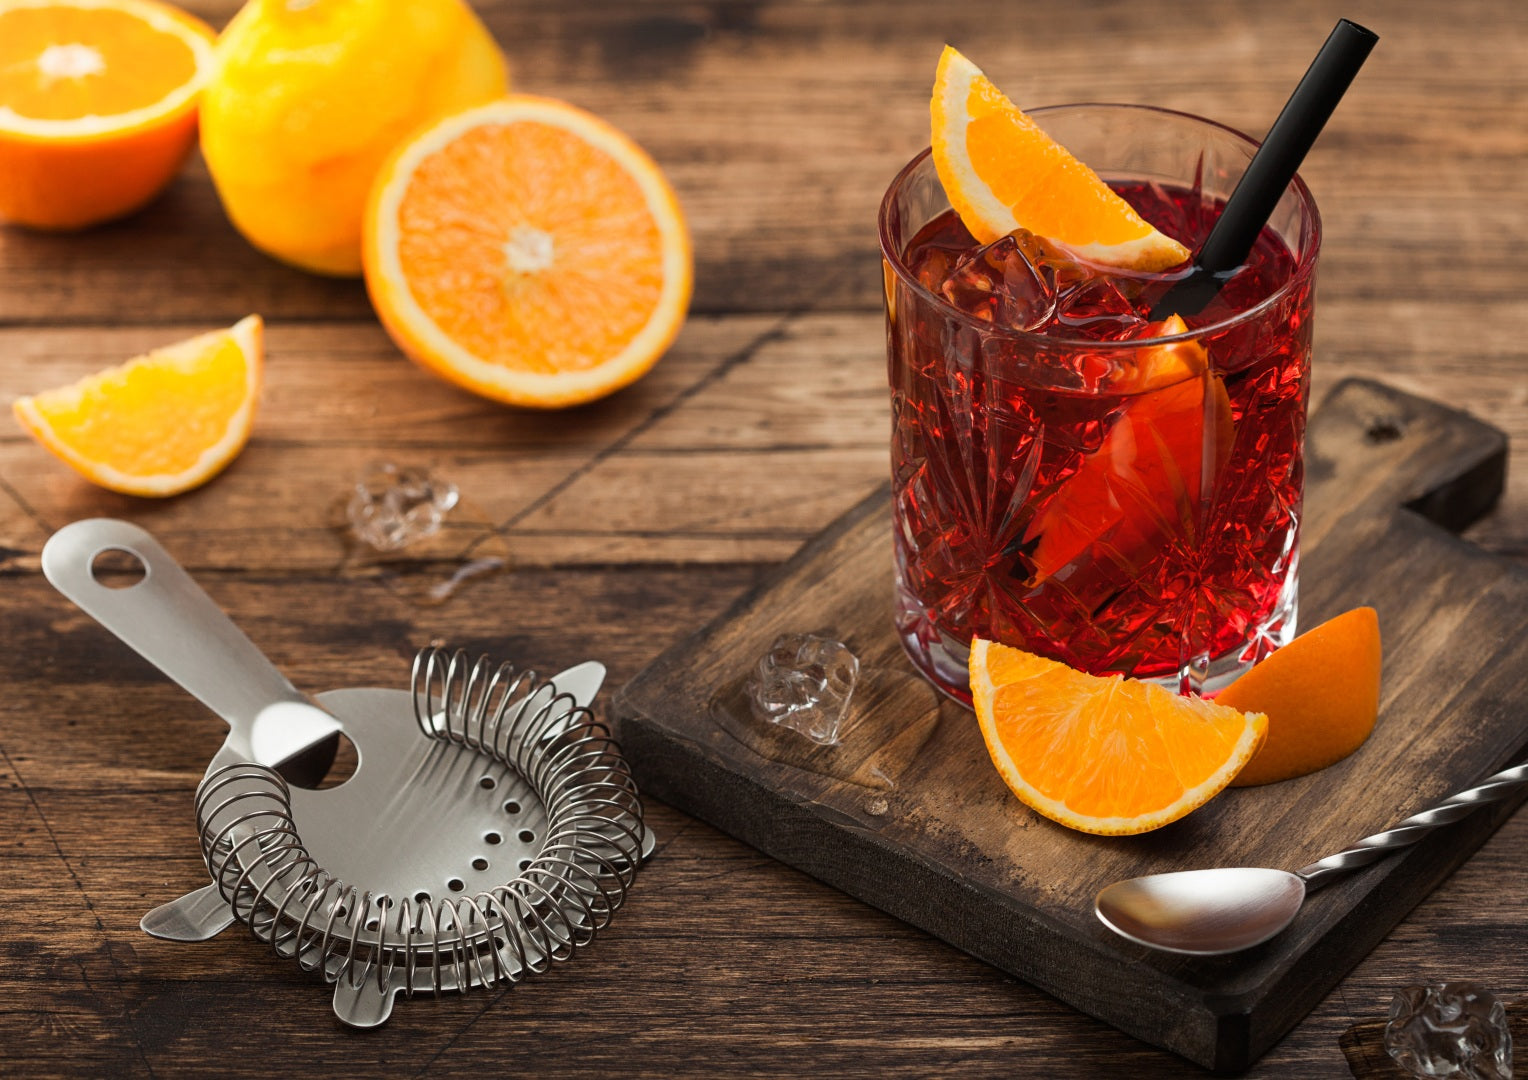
200, 0, 508, 276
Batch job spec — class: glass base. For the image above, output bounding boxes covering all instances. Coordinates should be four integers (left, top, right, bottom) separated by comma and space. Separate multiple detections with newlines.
895, 577, 1299, 707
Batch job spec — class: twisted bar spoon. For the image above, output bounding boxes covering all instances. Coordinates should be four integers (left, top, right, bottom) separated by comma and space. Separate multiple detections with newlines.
1094, 761, 1528, 955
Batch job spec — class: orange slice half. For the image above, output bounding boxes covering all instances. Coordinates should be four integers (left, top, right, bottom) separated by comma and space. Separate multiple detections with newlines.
931, 45, 1190, 271
12, 315, 263, 496
969, 638, 1266, 835
364, 95, 693, 409
0, 0, 216, 229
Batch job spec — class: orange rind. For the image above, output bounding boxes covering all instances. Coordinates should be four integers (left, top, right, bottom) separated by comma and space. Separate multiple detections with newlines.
0, 0, 216, 229
931, 45, 1190, 271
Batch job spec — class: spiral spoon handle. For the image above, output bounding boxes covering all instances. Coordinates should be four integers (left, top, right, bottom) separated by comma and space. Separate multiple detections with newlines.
1296, 762, 1528, 889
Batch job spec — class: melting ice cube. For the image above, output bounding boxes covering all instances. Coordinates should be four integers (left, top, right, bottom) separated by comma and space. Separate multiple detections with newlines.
747, 633, 859, 745
1053, 279, 1151, 341
347, 461, 460, 551
1384, 982, 1513, 1080
938, 233, 1056, 330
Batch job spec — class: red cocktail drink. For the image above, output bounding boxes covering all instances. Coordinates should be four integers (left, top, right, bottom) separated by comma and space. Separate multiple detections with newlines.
880, 105, 1320, 702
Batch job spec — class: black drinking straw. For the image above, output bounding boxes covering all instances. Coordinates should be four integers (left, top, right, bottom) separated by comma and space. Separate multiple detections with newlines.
1149, 18, 1378, 320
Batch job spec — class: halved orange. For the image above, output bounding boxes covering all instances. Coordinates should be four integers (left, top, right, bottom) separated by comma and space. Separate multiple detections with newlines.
364, 95, 693, 409
0, 0, 216, 229
12, 315, 263, 496
1222, 607, 1382, 787
931, 45, 1190, 271
969, 638, 1266, 835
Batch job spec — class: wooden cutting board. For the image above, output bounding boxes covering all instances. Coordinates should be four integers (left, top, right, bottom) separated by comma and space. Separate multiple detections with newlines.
613, 379, 1527, 1074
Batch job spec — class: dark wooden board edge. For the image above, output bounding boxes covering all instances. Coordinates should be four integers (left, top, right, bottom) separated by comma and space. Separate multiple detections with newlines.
617, 510, 1528, 1073
619, 701, 1528, 1073
1307, 378, 1508, 535
612, 378, 1523, 1072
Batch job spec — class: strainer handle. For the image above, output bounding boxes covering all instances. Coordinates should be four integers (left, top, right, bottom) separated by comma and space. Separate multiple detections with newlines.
42, 519, 341, 767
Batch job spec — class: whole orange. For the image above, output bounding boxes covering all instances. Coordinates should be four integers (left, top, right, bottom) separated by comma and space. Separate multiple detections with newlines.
199, 0, 509, 276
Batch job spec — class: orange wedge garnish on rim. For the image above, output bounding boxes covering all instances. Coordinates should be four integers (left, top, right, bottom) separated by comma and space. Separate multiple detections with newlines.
969, 638, 1266, 835
12, 315, 263, 497
364, 95, 693, 409
931, 45, 1190, 271
0, 0, 216, 229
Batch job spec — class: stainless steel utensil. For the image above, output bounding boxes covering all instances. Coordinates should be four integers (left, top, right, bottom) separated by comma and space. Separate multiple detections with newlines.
1094, 761, 1528, 955
43, 518, 653, 1025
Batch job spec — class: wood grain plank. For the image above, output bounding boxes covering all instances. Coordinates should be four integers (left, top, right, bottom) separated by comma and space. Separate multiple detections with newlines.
5, 302, 1528, 571
5, 805, 1528, 1079
0, 563, 764, 798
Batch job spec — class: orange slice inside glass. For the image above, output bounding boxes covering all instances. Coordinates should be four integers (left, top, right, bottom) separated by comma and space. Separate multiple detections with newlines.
1025, 316, 1234, 582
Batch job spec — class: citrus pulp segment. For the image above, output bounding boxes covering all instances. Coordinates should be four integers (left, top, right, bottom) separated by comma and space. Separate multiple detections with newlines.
0, 0, 215, 228
364, 95, 693, 408
12, 315, 263, 496
930, 45, 1190, 271
969, 638, 1266, 835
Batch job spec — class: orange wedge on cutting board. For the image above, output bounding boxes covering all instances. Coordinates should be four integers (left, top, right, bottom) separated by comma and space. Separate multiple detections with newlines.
930, 45, 1190, 271
12, 315, 263, 496
1223, 607, 1383, 786
364, 95, 692, 408
0, 0, 216, 229
969, 638, 1266, 835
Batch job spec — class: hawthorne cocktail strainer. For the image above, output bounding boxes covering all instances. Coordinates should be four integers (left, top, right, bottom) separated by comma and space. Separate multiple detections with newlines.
43, 518, 653, 1027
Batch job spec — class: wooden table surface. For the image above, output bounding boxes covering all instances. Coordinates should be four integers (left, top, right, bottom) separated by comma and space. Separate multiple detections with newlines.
2, 1, 1524, 1076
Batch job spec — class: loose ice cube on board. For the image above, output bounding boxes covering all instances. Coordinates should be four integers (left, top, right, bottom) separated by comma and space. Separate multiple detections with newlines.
747, 633, 859, 745
347, 462, 460, 551
1384, 982, 1512, 1080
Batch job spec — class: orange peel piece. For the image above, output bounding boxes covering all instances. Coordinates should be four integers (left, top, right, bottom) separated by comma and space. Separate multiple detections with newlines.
1222, 607, 1383, 786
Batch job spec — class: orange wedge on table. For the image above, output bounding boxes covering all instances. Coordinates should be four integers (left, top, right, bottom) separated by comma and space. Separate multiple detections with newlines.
969, 638, 1266, 835
364, 95, 693, 409
12, 316, 263, 497
931, 45, 1190, 271
0, 0, 216, 229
